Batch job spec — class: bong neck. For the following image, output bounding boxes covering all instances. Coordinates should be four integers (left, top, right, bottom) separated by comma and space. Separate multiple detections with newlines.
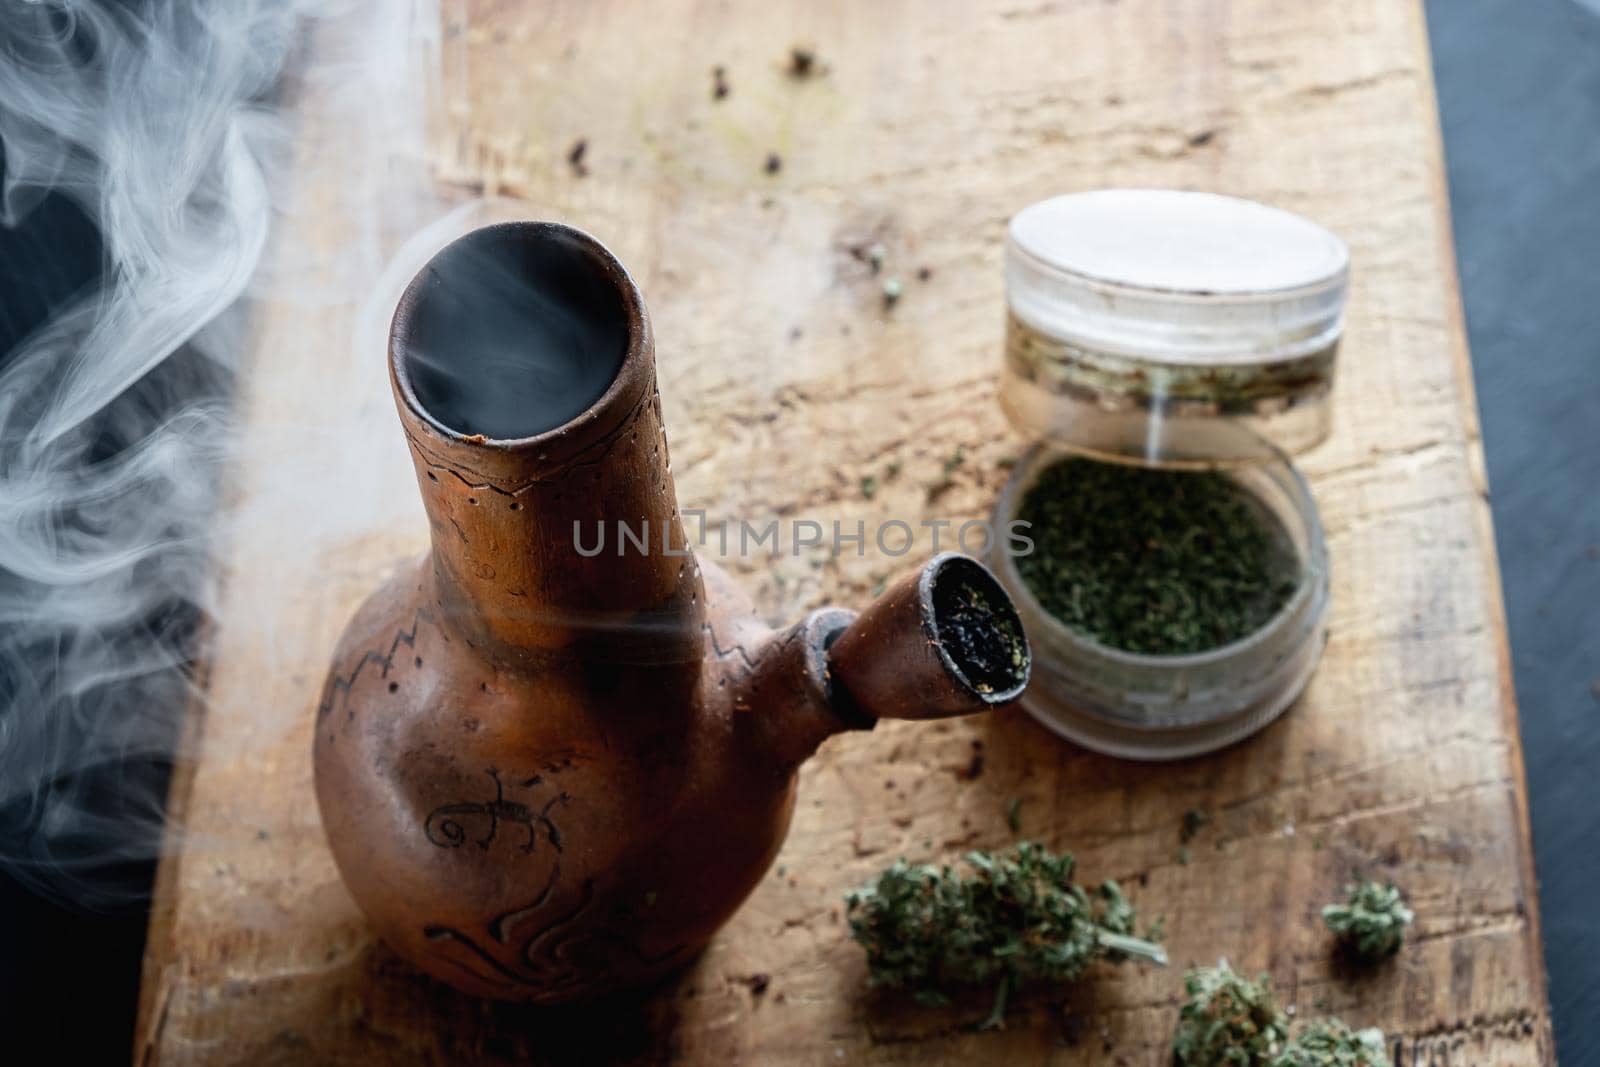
388, 222, 703, 664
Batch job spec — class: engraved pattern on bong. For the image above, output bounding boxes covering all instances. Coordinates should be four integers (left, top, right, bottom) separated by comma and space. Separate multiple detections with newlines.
423, 767, 570, 854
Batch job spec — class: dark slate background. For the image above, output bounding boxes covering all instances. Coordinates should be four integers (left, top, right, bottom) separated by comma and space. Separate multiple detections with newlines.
1, 2, 1596, 1062
1427, 0, 1600, 1060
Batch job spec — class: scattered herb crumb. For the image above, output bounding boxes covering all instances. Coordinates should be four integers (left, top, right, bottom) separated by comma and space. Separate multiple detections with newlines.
1181, 809, 1210, 843
845, 843, 1166, 1029
1322, 878, 1413, 962
962, 739, 985, 781
745, 972, 771, 995
885, 460, 902, 480
1177, 846, 1190, 866
1006, 797, 1022, 834
1187, 129, 1218, 148
916, 266, 933, 281
788, 46, 817, 78
776, 865, 787, 878
567, 138, 589, 177
996, 454, 1017, 470
866, 242, 887, 273
711, 65, 730, 99
881, 276, 903, 307
764, 152, 782, 174
861, 474, 879, 500
943, 447, 966, 475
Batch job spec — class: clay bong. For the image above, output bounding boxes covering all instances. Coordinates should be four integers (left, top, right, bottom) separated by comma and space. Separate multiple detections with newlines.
314, 221, 1030, 1004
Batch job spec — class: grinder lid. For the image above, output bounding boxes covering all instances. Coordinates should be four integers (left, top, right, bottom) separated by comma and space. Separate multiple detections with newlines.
1000, 189, 1350, 467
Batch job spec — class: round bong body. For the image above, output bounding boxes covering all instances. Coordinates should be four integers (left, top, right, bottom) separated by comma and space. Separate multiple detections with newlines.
313, 222, 1029, 1003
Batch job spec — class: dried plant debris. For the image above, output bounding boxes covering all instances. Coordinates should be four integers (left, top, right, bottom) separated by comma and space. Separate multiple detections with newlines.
1172, 962, 1390, 1065
712, 65, 730, 99
881, 276, 903, 307
1270, 1019, 1391, 1067
764, 151, 782, 174
1172, 962, 1290, 1065
567, 138, 589, 177
845, 842, 1166, 1029
961, 739, 985, 780
1322, 878, 1413, 962
788, 45, 818, 77
925, 447, 966, 499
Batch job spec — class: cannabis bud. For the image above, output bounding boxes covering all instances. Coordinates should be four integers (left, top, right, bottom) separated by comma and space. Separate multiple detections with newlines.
844, 841, 1166, 1028
1271, 1019, 1391, 1067
1169, 961, 1391, 1065
1171, 962, 1289, 1065
1321, 879, 1413, 962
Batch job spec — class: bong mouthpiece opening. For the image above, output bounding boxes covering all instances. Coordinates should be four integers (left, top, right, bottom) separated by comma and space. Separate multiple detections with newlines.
392, 221, 639, 444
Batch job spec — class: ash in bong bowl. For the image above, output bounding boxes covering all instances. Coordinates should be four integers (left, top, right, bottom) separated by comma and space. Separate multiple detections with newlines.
1013, 456, 1301, 656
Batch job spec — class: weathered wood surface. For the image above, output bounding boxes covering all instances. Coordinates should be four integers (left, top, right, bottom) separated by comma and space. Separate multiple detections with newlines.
137, 1, 1553, 1063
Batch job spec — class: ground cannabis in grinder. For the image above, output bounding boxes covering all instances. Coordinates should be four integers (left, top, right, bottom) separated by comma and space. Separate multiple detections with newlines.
844, 841, 1166, 1028
1014, 457, 1299, 655
1322, 878, 1413, 962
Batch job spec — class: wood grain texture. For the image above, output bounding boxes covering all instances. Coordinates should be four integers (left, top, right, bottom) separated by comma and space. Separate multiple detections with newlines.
136, 0, 1553, 1063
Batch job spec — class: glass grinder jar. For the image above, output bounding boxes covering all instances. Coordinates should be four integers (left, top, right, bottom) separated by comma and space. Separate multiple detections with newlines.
989, 189, 1349, 760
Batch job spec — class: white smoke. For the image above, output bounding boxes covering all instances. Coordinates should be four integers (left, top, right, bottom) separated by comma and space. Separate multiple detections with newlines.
0, 0, 446, 906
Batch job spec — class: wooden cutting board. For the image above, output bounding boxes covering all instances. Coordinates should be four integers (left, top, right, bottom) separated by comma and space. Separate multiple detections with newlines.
136, 1, 1553, 1063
